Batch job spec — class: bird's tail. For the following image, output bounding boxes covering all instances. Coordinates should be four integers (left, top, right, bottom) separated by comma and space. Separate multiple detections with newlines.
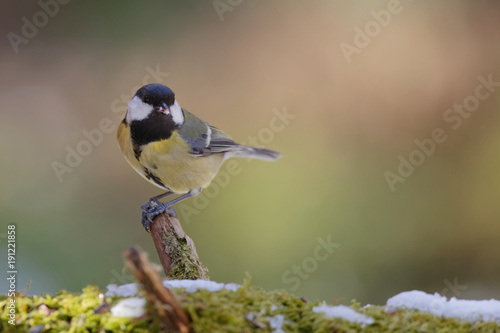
227, 146, 282, 161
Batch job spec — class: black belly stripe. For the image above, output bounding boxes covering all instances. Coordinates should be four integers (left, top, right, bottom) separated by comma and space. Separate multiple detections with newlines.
130, 112, 176, 160
144, 167, 166, 188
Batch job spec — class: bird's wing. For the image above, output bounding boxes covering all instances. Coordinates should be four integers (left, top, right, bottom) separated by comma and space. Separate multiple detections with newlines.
178, 109, 239, 156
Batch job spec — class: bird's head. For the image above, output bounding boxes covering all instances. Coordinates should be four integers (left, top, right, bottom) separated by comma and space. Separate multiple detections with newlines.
125, 83, 184, 127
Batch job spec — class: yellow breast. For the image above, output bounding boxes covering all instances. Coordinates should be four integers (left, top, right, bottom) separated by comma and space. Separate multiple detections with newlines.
117, 122, 224, 194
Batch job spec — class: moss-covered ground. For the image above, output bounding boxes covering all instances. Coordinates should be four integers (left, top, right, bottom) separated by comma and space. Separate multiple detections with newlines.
1, 279, 499, 333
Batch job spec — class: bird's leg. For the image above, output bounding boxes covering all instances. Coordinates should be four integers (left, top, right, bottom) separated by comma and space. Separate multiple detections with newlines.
141, 188, 202, 232
150, 191, 175, 204
162, 188, 202, 207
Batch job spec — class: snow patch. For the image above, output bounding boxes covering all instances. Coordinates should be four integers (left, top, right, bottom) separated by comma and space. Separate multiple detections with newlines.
387, 290, 446, 315
268, 314, 286, 333
163, 279, 240, 293
105, 283, 138, 297
387, 290, 500, 323
110, 297, 146, 318
106, 279, 239, 297
313, 304, 375, 326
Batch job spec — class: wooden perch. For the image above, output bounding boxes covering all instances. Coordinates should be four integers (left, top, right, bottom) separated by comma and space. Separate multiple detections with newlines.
149, 212, 209, 280
123, 247, 190, 333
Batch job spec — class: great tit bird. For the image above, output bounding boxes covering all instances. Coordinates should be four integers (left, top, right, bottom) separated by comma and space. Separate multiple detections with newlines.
117, 83, 281, 231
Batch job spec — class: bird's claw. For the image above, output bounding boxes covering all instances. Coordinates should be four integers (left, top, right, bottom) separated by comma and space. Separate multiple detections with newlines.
140, 201, 177, 232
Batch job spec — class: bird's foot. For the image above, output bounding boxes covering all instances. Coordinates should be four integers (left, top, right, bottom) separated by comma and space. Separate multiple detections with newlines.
140, 200, 177, 232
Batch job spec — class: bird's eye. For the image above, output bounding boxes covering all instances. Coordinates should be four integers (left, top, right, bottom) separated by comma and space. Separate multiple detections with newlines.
143, 97, 150, 103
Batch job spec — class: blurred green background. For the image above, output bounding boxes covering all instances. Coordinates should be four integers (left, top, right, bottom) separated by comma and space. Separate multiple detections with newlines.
1, 1, 500, 305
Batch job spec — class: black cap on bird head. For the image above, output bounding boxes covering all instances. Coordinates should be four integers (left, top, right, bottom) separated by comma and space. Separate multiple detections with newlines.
135, 84, 175, 109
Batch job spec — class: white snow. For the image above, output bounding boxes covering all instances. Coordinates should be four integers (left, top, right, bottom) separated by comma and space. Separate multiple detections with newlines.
163, 279, 240, 293
386, 290, 446, 315
268, 314, 286, 333
106, 283, 138, 297
105, 279, 239, 297
110, 297, 146, 318
313, 304, 375, 326
387, 290, 500, 323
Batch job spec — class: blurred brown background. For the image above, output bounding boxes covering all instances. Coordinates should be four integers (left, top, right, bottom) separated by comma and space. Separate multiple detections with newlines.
1, 0, 499, 305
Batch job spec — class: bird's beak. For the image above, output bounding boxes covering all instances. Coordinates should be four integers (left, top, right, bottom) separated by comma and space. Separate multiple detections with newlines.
154, 102, 170, 114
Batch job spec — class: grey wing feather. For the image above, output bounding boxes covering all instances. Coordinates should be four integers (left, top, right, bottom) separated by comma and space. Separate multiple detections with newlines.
207, 125, 239, 154
208, 126, 282, 161
178, 109, 281, 161
177, 109, 238, 156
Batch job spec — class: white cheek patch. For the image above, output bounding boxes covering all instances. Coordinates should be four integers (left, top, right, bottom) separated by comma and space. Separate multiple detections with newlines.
170, 100, 185, 126
126, 96, 153, 123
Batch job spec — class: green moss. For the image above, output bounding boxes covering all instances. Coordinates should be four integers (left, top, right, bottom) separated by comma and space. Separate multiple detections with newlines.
0, 286, 155, 333
163, 228, 209, 280
1, 280, 499, 332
